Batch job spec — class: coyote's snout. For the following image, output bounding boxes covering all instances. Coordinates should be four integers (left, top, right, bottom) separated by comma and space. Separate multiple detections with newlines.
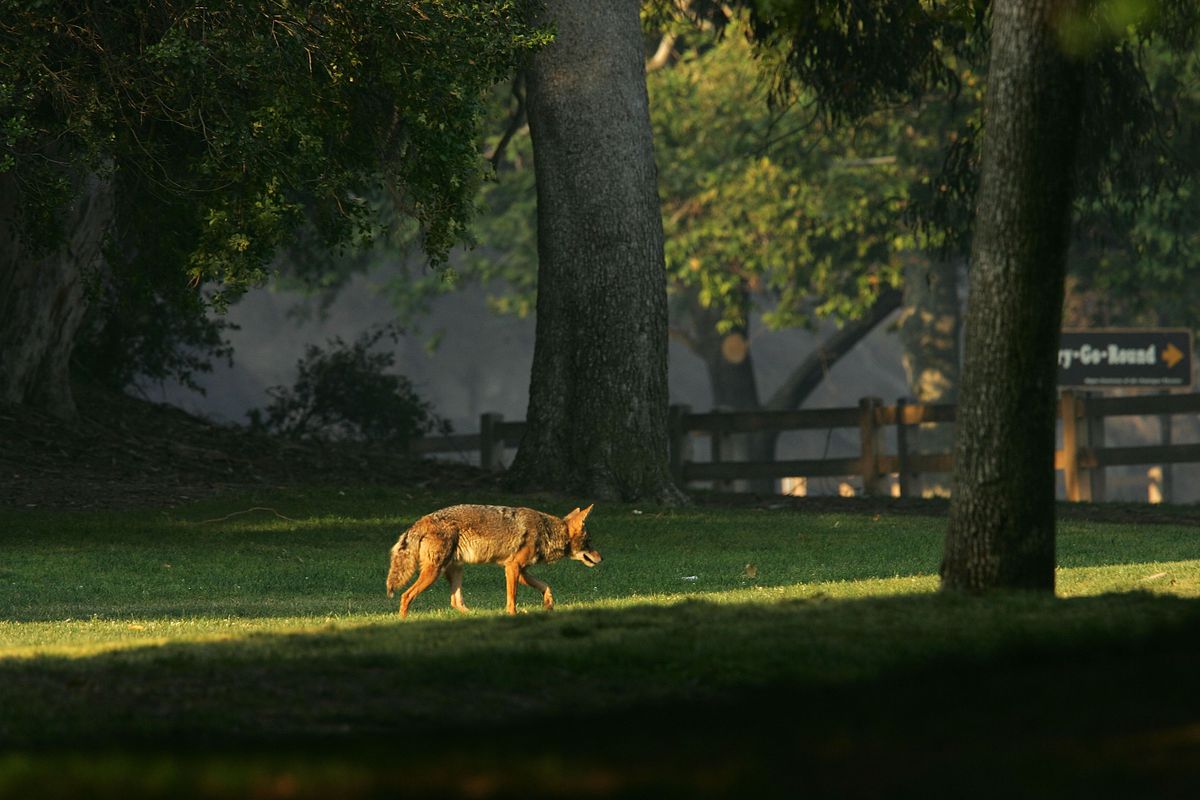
385, 503, 601, 617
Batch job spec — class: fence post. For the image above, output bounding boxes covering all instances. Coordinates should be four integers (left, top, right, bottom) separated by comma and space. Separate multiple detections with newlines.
668, 404, 692, 487
1160, 392, 1174, 504
479, 412, 505, 472
710, 406, 732, 492
895, 397, 912, 498
1060, 391, 1084, 502
1080, 391, 1105, 502
859, 396, 883, 496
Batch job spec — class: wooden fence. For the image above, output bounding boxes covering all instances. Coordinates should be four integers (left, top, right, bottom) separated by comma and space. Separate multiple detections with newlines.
667, 397, 955, 498
411, 393, 1200, 502
409, 412, 526, 471
1057, 391, 1200, 503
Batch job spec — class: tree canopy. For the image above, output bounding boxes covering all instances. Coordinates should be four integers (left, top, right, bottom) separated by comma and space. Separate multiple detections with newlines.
0, 0, 547, 414
0, 0, 547, 292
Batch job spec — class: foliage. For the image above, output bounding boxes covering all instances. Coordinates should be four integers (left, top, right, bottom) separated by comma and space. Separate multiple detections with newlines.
0, 1, 548, 399
0, 0, 549, 298
261, 8, 980, 344
447, 14, 970, 337
1066, 41, 1200, 328
271, 16, 967, 335
261, 1, 1200, 357
650, 20, 968, 332
72, 287, 237, 396
742, 0, 987, 123
247, 325, 447, 445
745, 0, 1200, 336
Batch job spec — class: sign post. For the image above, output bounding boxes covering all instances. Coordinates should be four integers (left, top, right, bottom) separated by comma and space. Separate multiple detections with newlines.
1057, 328, 1193, 390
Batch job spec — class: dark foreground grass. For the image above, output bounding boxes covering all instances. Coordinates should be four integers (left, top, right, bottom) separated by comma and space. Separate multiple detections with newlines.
2, 487, 1200, 797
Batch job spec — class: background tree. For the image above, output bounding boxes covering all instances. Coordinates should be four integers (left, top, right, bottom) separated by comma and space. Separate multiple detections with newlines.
456, 8, 975, 492
128, 0, 1198, 520
506, 0, 682, 502
0, 0, 546, 418
1065, 39, 1200, 330
650, 16, 955, 486
940, 0, 1086, 591
938, 0, 1200, 589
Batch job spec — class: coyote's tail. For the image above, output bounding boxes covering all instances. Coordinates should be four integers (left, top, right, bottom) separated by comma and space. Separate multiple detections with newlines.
386, 530, 418, 598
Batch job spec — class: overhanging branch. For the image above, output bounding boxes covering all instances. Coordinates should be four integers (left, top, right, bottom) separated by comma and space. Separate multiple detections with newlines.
765, 287, 903, 411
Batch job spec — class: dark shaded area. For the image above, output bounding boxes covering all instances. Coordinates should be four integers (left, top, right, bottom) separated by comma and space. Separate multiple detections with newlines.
3, 594, 1200, 797
0, 385, 499, 510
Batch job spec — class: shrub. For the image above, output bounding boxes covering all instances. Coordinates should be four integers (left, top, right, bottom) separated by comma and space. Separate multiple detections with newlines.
248, 324, 447, 445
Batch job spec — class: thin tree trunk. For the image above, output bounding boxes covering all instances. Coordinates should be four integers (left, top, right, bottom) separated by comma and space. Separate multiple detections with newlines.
509, 0, 682, 502
0, 171, 114, 419
941, 0, 1084, 592
673, 286, 903, 495
679, 287, 775, 493
897, 256, 960, 495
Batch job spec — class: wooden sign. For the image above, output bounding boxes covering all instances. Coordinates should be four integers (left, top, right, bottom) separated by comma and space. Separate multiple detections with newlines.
1057, 328, 1193, 389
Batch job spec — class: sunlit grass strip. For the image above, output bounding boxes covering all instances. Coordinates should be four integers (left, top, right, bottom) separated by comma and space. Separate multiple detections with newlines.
4, 558, 1199, 661
3, 488, 1199, 665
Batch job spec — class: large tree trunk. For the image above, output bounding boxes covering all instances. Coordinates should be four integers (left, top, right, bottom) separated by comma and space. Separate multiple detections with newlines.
941, 0, 1084, 592
0, 172, 114, 419
897, 256, 960, 496
509, 0, 682, 502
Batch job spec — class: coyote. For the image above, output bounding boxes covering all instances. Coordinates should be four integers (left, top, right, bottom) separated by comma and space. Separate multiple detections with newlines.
385, 503, 601, 617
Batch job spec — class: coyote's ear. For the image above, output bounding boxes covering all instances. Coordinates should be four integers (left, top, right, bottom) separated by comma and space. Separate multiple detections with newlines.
565, 504, 593, 529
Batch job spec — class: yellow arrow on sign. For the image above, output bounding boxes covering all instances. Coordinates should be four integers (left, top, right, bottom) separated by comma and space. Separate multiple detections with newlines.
1162, 342, 1185, 369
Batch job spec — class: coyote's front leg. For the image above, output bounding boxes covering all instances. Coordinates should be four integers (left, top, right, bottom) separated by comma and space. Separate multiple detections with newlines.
519, 569, 554, 610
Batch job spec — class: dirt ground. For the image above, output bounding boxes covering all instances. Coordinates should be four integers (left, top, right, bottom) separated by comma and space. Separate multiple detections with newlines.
3, 385, 1199, 525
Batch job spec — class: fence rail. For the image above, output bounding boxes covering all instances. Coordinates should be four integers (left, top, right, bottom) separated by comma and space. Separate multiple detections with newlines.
667, 397, 960, 497
410, 413, 525, 470
411, 392, 1200, 502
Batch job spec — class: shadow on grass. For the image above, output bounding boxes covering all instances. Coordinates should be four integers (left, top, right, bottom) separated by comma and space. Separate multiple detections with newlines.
3, 591, 1200, 796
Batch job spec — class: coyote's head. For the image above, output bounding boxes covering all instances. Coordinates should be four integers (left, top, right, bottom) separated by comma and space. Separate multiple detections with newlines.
564, 504, 602, 567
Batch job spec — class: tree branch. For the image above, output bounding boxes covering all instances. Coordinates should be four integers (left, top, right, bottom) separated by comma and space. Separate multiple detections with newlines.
646, 32, 677, 72
764, 287, 903, 411
487, 73, 527, 171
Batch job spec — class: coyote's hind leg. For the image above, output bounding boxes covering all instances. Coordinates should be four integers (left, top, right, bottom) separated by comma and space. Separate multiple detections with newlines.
446, 564, 470, 613
400, 563, 442, 618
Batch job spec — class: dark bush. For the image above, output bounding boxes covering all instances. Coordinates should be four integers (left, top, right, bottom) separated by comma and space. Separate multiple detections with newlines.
248, 324, 447, 445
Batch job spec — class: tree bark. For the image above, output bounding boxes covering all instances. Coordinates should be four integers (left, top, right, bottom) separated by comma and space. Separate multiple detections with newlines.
941, 0, 1084, 592
509, 0, 682, 502
0, 171, 114, 419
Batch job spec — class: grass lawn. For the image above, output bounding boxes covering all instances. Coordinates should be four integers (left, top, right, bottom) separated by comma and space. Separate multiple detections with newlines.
2, 487, 1200, 797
